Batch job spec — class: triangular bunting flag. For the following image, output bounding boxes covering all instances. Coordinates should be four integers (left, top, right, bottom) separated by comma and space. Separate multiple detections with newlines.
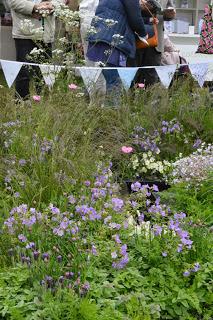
78, 68, 102, 94
39, 64, 62, 88
189, 63, 209, 87
155, 65, 177, 88
117, 67, 138, 91
0, 60, 23, 88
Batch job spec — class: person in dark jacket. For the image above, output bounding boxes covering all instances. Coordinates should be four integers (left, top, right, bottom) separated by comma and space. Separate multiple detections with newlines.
127, 0, 176, 87
86, 0, 149, 106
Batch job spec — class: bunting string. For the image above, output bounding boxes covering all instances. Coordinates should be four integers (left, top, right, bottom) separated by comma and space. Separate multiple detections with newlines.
0, 58, 213, 90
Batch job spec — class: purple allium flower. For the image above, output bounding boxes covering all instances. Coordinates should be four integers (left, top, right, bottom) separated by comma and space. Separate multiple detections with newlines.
81, 281, 90, 293
58, 276, 64, 283
45, 276, 54, 288
18, 234, 27, 242
57, 255, 62, 263
42, 252, 49, 260
65, 272, 74, 279
33, 251, 40, 260
162, 251, 167, 257
183, 270, 190, 277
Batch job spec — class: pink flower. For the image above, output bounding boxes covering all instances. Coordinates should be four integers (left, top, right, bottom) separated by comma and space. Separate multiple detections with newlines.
137, 83, 145, 89
33, 95, 41, 102
68, 83, 78, 90
121, 146, 133, 154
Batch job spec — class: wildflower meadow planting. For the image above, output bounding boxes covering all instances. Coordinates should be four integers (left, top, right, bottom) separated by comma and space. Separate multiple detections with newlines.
0, 74, 212, 320
0, 2, 213, 318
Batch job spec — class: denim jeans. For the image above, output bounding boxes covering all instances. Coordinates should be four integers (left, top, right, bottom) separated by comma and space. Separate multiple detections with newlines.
102, 63, 122, 107
14, 39, 52, 99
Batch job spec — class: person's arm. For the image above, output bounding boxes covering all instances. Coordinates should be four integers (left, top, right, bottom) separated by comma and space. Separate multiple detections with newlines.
7, 0, 35, 15
7, 0, 53, 16
122, 0, 147, 38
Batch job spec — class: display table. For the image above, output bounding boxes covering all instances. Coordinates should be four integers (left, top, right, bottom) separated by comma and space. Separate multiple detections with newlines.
168, 33, 213, 81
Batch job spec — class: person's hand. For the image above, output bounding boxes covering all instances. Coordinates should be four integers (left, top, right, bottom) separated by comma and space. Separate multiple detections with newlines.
138, 34, 149, 46
163, 8, 176, 21
33, 2, 54, 16
150, 17, 159, 24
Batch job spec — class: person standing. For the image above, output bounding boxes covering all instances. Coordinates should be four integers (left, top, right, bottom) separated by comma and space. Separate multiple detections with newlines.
128, 0, 176, 86
86, 0, 149, 106
7, 0, 55, 100
79, 0, 108, 105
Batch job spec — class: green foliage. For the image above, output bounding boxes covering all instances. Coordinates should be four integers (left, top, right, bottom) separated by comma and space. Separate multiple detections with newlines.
0, 78, 212, 319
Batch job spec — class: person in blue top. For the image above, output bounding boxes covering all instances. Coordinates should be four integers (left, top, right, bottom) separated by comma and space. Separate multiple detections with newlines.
86, 0, 149, 107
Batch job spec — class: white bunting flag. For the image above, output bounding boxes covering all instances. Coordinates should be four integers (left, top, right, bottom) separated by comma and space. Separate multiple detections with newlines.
78, 68, 102, 94
155, 65, 177, 88
189, 63, 209, 87
117, 67, 138, 91
0, 60, 23, 88
39, 64, 62, 88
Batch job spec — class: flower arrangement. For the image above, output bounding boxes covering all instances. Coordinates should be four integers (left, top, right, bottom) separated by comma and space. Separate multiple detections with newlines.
120, 121, 178, 181
119, 119, 201, 182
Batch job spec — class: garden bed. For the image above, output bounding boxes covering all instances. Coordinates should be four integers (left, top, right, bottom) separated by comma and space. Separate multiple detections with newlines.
0, 79, 212, 320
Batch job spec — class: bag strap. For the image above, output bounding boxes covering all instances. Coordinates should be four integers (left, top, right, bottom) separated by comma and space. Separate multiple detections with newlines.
141, 1, 156, 19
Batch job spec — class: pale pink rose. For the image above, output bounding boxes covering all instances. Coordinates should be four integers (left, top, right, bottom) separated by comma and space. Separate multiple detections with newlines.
32, 95, 41, 102
121, 146, 133, 154
137, 83, 145, 89
68, 83, 78, 90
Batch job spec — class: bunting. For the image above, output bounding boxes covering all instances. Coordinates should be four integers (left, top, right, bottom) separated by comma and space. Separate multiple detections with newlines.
78, 67, 102, 94
0, 59, 213, 92
189, 63, 209, 87
155, 65, 177, 88
0, 60, 23, 88
117, 67, 138, 91
39, 64, 62, 88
